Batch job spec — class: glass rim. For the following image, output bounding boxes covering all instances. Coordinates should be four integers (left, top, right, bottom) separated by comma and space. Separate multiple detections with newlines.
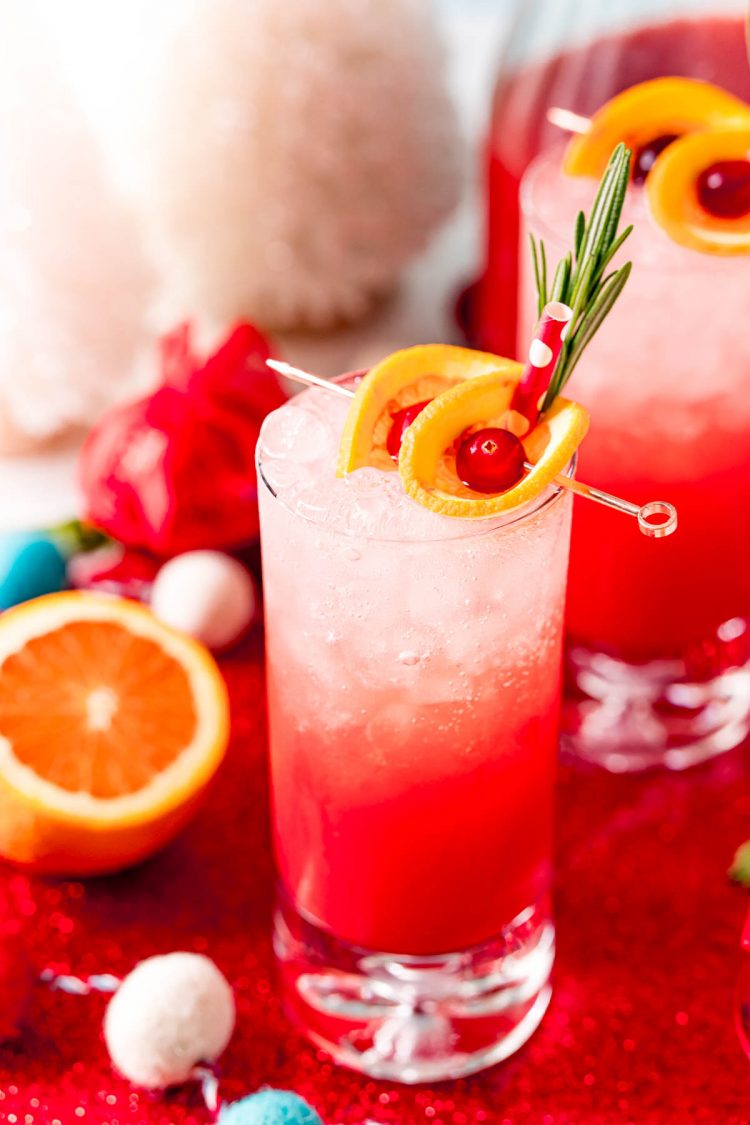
256, 436, 576, 546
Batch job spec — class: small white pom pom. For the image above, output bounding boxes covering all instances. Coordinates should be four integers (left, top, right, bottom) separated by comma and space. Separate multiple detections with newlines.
104, 952, 235, 1089
151, 551, 256, 652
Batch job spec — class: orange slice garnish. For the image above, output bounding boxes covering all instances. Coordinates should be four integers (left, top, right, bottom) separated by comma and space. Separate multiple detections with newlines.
398, 372, 589, 518
336, 344, 514, 475
646, 127, 750, 254
0, 592, 229, 875
565, 78, 750, 179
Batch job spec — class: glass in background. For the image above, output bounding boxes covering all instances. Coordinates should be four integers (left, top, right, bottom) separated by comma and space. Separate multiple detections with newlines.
520, 141, 750, 770
464, 0, 750, 356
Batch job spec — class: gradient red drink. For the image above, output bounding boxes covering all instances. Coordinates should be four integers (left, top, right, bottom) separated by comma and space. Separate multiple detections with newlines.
520, 145, 750, 770
257, 380, 573, 1080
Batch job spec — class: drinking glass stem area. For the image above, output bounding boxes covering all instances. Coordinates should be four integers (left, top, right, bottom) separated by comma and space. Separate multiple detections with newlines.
274, 894, 554, 1083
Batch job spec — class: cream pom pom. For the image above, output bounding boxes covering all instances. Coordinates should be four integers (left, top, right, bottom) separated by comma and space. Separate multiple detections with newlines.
110, 0, 463, 331
0, 3, 155, 447
0, 0, 461, 448
150, 551, 257, 652
104, 952, 235, 1089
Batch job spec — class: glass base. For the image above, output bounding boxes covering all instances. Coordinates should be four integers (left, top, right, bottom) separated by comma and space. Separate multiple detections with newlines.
273, 894, 553, 1084
563, 644, 750, 772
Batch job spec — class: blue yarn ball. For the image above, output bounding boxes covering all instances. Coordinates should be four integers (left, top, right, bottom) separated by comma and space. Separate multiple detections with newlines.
218, 1090, 323, 1125
0, 532, 67, 610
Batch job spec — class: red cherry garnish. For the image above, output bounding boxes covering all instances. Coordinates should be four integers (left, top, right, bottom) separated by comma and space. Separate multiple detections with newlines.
632, 133, 680, 185
387, 399, 432, 461
696, 159, 750, 219
456, 427, 526, 494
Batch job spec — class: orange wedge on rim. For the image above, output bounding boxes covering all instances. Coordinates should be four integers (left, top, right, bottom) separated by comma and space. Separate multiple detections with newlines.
646, 127, 750, 254
564, 78, 750, 179
0, 591, 229, 875
399, 372, 589, 518
335, 344, 589, 518
336, 344, 515, 475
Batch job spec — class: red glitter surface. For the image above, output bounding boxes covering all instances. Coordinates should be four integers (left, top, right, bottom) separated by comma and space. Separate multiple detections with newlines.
1, 634, 749, 1124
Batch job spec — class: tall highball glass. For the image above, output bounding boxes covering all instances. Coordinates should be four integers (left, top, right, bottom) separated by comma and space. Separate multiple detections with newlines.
257, 379, 573, 1081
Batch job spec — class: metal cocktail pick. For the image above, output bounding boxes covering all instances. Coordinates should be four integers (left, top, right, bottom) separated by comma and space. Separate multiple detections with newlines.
266, 359, 678, 538
547, 107, 591, 135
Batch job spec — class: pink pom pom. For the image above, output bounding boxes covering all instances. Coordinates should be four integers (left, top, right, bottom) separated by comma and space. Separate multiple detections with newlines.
150, 551, 257, 652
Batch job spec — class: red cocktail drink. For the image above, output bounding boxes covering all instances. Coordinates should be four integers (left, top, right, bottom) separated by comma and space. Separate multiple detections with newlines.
520, 138, 750, 769
258, 380, 573, 1079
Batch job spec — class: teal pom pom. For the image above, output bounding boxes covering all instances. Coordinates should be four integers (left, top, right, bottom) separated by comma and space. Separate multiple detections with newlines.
0, 532, 67, 610
218, 1089, 323, 1125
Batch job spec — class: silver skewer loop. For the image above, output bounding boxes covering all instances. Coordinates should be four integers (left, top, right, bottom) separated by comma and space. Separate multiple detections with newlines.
637, 500, 679, 539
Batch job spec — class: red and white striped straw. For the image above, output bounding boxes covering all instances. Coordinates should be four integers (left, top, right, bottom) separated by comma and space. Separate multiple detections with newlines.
511, 301, 573, 426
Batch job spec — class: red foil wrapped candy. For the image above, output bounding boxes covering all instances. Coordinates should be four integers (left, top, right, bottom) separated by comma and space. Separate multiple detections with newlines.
79, 323, 287, 557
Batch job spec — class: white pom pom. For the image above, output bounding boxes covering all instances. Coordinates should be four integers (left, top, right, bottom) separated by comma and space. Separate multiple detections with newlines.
103, 0, 463, 331
104, 952, 235, 1089
0, 0, 462, 447
151, 551, 256, 652
0, 4, 155, 447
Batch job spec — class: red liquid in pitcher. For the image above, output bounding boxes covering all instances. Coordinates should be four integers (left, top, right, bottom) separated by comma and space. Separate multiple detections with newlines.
467, 15, 750, 356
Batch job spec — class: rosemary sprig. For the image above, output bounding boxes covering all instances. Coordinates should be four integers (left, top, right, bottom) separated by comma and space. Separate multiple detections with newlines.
530, 236, 547, 318
730, 839, 750, 887
532, 143, 633, 411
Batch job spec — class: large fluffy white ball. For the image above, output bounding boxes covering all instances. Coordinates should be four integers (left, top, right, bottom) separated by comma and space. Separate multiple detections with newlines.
0, 3, 155, 447
104, 952, 235, 1089
0, 0, 461, 449
104, 0, 463, 330
151, 551, 257, 651
0, 3, 461, 452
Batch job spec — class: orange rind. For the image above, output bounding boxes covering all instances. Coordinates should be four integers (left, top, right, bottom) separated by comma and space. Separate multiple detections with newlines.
565, 78, 750, 179
336, 344, 516, 475
398, 371, 589, 519
0, 592, 229, 875
646, 127, 750, 254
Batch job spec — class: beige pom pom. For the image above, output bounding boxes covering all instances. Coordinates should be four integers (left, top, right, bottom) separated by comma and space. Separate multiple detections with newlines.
113, 0, 463, 331
104, 952, 235, 1089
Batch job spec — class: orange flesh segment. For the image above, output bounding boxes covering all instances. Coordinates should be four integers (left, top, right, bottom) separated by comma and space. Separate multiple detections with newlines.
0, 621, 196, 798
564, 78, 750, 179
336, 345, 519, 475
646, 127, 750, 254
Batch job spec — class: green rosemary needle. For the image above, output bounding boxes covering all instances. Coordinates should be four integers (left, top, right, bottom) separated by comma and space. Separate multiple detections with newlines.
529, 143, 634, 411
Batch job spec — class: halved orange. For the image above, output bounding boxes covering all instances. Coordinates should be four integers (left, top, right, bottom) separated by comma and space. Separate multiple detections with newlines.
565, 78, 750, 179
647, 127, 750, 254
0, 592, 229, 875
336, 344, 516, 475
398, 372, 589, 518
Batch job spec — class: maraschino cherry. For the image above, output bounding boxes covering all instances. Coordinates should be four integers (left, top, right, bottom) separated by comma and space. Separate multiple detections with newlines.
387, 400, 431, 461
696, 159, 750, 219
456, 428, 526, 494
632, 133, 679, 185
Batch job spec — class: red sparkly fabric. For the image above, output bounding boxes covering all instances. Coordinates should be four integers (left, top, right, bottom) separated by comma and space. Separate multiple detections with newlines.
1, 635, 749, 1124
